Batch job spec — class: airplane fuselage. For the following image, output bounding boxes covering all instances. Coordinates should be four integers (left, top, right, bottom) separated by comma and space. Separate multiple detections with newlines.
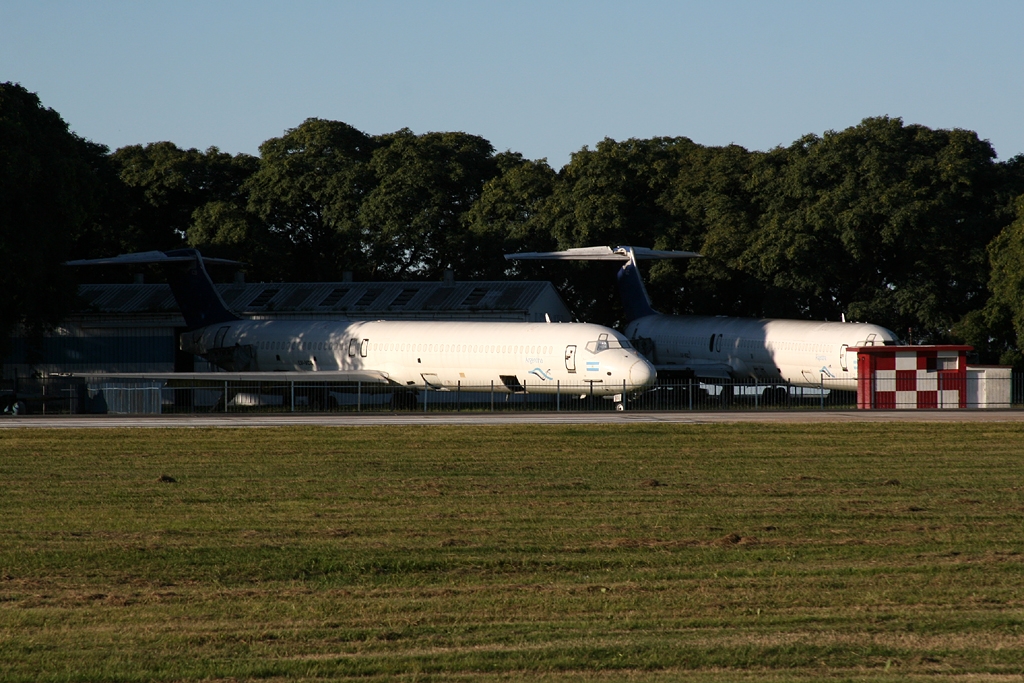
625, 314, 898, 390
181, 319, 655, 396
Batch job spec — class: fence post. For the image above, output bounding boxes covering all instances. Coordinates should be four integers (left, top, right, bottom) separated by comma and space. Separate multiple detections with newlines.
556, 380, 560, 412
688, 378, 693, 411
290, 381, 295, 412
357, 381, 361, 413
490, 380, 494, 412
224, 380, 229, 413
457, 381, 461, 412
820, 375, 825, 410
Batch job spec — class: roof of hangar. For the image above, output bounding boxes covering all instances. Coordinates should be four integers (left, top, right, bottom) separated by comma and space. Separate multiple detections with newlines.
73, 281, 572, 322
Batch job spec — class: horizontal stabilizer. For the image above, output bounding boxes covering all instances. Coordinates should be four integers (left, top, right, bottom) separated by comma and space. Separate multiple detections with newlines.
505, 245, 697, 323
505, 246, 700, 261
66, 251, 240, 267
67, 370, 393, 384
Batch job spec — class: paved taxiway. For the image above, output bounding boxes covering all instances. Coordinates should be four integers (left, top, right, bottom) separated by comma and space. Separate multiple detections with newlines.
3, 410, 1024, 429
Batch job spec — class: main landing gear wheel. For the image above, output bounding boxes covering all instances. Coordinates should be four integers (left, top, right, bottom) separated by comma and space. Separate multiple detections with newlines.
615, 402, 625, 411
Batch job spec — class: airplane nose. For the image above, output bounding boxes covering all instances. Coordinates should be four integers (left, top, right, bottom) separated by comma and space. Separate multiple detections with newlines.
629, 358, 656, 389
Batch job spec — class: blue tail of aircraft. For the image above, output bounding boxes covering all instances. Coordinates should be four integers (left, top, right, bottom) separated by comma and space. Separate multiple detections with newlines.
67, 249, 240, 330
160, 249, 240, 329
616, 257, 658, 322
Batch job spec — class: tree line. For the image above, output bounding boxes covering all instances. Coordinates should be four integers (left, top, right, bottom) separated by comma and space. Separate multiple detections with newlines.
4, 81, 1024, 365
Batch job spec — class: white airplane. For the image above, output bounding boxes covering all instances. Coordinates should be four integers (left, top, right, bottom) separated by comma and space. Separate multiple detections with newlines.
506, 245, 899, 392
67, 250, 656, 406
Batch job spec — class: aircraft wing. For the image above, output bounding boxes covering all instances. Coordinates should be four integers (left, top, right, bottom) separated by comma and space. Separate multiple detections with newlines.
506, 246, 700, 261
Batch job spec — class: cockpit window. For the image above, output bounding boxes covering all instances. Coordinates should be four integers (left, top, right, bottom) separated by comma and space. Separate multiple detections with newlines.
585, 332, 632, 353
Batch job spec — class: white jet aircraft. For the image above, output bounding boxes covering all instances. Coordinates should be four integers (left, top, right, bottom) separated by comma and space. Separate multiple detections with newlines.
67, 250, 656, 406
506, 245, 899, 393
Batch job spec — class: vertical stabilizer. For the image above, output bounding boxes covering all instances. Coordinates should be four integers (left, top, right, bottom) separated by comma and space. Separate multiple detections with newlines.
616, 252, 658, 321
160, 249, 240, 329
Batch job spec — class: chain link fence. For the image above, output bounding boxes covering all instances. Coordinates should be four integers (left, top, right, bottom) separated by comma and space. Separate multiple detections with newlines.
3, 373, 1018, 415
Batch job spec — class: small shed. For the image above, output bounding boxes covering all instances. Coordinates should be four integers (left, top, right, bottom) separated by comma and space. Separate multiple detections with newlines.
851, 345, 971, 409
966, 365, 1013, 408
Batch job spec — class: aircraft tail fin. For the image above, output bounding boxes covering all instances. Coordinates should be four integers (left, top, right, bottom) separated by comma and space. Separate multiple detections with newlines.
67, 249, 241, 330
505, 245, 699, 322
616, 256, 658, 321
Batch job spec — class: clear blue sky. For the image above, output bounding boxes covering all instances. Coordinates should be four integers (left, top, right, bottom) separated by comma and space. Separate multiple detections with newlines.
3, 1, 1022, 168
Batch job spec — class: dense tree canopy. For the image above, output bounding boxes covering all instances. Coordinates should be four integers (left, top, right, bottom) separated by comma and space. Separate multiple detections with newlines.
359, 129, 499, 280
5, 84, 1024, 365
230, 118, 374, 281
962, 195, 1024, 366
745, 119, 1005, 341
112, 141, 258, 254
0, 82, 108, 359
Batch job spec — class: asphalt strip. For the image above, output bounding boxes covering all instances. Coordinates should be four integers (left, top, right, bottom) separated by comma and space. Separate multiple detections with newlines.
3, 410, 1024, 429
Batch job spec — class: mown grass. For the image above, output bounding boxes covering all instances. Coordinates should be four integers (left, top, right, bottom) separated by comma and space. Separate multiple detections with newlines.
1, 423, 1024, 681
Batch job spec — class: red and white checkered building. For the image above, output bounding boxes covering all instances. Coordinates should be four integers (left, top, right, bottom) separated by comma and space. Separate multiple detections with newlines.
852, 345, 971, 409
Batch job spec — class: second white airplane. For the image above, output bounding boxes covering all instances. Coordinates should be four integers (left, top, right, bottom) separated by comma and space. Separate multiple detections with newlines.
506, 246, 899, 391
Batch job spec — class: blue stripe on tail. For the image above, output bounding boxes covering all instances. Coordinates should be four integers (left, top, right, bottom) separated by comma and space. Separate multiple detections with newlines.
161, 249, 239, 330
616, 261, 658, 322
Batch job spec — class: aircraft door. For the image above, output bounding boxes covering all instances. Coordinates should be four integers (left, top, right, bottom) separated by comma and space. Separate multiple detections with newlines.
840, 344, 849, 371
360, 339, 369, 357
348, 339, 359, 356
565, 345, 577, 373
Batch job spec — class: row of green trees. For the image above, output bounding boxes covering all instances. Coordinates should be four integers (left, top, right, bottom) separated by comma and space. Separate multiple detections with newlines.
4, 82, 1024, 364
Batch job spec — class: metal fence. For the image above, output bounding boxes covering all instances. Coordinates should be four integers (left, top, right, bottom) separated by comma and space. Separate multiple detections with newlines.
143, 379, 853, 414
4, 374, 1021, 415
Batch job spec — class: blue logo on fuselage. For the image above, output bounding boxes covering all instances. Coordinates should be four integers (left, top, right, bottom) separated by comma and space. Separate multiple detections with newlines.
529, 367, 554, 381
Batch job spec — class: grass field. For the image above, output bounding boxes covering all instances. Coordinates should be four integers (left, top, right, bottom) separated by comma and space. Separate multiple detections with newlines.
2, 423, 1024, 681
